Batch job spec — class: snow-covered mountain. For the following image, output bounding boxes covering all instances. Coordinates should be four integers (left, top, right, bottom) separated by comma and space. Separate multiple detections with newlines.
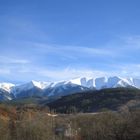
0, 76, 140, 101
13, 80, 88, 99
69, 76, 140, 89
0, 83, 15, 92
44, 82, 88, 97
11, 80, 51, 97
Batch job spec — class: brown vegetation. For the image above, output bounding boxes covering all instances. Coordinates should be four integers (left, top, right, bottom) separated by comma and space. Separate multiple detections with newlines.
0, 104, 139, 140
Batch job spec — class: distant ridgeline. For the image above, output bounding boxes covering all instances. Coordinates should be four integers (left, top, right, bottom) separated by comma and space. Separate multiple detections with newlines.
0, 76, 140, 102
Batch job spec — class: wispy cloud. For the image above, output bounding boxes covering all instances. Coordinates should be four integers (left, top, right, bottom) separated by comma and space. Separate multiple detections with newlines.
1, 35, 140, 82
0, 56, 30, 64
16, 64, 140, 81
114, 63, 140, 78
33, 43, 117, 58
123, 35, 140, 47
38, 68, 106, 80
1, 0, 140, 82
1, 62, 140, 82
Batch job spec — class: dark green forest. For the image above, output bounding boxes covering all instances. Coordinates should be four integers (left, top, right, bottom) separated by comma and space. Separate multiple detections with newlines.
47, 88, 140, 113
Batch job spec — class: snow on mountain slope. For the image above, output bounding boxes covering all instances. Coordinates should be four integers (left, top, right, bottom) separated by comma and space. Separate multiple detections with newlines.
70, 77, 95, 88
1, 76, 140, 94
1, 76, 140, 100
11, 80, 52, 96
0, 83, 15, 92
45, 82, 88, 97
0, 89, 13, 101
69, 76, 140, 89
95, 77, 108, 89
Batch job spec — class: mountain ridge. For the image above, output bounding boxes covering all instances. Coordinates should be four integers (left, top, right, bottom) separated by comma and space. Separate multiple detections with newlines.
0, 76, 140, 101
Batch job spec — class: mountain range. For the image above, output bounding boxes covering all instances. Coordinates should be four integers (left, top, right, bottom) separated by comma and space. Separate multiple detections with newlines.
0, 76, 140, 101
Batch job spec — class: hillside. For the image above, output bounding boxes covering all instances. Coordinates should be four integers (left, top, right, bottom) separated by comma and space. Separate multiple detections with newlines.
46, 88, 140, 113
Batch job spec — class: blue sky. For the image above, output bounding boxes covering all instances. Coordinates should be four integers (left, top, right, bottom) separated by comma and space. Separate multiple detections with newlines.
1, 0, 140, 82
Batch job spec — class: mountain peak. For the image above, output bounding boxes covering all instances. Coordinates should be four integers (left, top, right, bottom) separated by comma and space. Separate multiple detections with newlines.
69, 76, 140, 89
30, 80, 41, 88
0, 83, 15, 92
0, 76, 140, 101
